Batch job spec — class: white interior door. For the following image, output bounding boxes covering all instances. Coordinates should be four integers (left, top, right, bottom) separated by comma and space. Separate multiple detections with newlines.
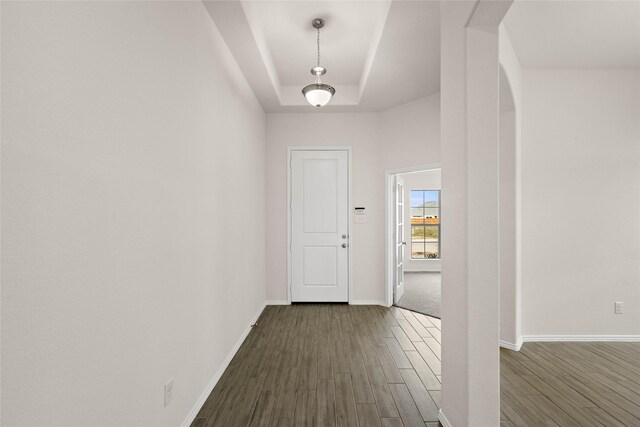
394, 175, 405, 303
290, 150, 349, 302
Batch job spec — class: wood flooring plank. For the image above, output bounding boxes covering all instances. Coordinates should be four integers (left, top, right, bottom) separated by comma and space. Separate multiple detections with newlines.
249, 390, 276, 427
501, 373, 540, 396
521, 346, 572, 379
423, 338, 441, 361
357, 335, 381, 368
317, 323, 334, 380
348, 350, 375, 404
208, 372, 253, 427
501, 388, 558, 426
298, 342, 318, 390
405, 351, 440, 391
391, 325, 418, 350
413, 341, 441, 376
397, 307, 416, 318
225, 377, 264, 427
587, 342, 640, 369
294, 389, 316, 427
262, 350, 285, 391
587, 371, 640, 404
618, 379, 640, 395
270, 367, 300, 422
516, 375, 600, 427
560, 344, 631, 382
429, 317, 441, 330
500, 349, 537, 376
374, 346, 405, 384
399, 369, 439, 422
335, 372, 359, 427
378, 306, 401, 326
389, 307, 405, 320
367, 366, 400, 418
268, 416, 293, 427
384, 337, 413, 369
526, 394, 583, 427
527, 343, 592, 376
519, 373, 596, 409
414, 313, 435, 329
332, 339, 350, 374
583, 407, 626, 427
406, 316, 431, 339
500, 393, 540, 427
582, 344, 640, 385
317, 378, 336, 427
380, 418, 404, 427
389, 383, 424, 427
376, 318, 396, 339
426, 328, 441, 343
396, 318, 423, 342
558, 374, 640, 426
429, 390, 441, 408
357, 404, 382, 427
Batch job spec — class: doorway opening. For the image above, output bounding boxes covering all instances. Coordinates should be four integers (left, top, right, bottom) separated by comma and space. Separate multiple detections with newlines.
385, 165, 441, 318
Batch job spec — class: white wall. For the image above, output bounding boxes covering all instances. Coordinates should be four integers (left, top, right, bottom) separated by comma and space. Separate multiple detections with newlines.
378, 95, 442, 172
1, 2, 266, 426
401, 170, 442, 272
265, 93, 440, 303
521, 70, 640, 337
499, 26, 523, 348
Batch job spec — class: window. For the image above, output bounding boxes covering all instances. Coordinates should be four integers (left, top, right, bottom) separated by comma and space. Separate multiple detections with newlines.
410, 190, 440, 259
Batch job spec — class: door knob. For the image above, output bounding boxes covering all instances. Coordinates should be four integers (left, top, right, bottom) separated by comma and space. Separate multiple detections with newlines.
402, 241, 407, 246
342, 234, 348, 239
342, 243, 348, 248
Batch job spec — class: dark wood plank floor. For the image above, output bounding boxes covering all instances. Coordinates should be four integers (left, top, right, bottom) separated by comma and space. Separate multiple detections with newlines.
501, 341, 640, 426
192, 304, 640, 427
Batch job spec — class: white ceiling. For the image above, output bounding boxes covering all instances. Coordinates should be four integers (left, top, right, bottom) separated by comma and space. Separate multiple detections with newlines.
203, 1, 441, 112
504, 0, 640, 69
203, 1, 639, 112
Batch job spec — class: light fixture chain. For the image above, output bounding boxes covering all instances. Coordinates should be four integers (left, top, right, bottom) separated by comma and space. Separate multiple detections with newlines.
317, 26, 320, 67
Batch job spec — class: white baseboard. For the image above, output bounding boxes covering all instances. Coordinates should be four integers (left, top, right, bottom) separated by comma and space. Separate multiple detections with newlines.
181, 302, 267, 427
500, 338, 523, 351
266, 300, 388, 306
439, 409, 454, 427
350, 300, 388, 306
522, 335, 640, 343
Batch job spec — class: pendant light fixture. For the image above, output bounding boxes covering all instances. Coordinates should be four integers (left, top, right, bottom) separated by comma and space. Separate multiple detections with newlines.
302, 18, 335, 108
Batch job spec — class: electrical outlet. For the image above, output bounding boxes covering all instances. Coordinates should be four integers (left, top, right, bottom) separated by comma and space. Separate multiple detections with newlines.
164, 378, 175, 407
615, 302, 624, 315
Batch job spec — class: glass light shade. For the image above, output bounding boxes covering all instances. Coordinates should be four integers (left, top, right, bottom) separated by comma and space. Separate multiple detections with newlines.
302, 83, 335, 108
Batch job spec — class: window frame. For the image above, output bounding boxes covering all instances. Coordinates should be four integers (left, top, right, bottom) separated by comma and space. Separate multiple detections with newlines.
410, 189, 441, 260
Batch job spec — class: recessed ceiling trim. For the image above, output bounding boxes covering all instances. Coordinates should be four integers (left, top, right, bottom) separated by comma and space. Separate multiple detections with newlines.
202, 1, 281, 109
240, 1, 283, 102
357, 1, 393, 101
